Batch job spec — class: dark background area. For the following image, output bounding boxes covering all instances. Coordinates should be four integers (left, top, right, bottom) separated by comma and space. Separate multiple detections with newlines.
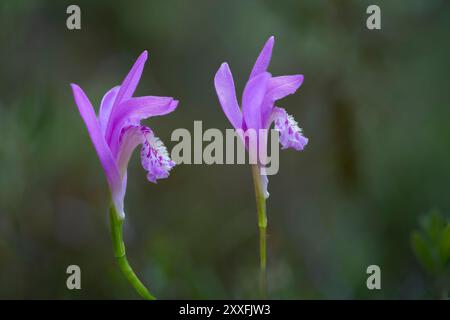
0, 0, 449, 299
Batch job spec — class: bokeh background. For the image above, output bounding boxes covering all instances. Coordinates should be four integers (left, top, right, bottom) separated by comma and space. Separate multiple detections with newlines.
0, 0, 449, 299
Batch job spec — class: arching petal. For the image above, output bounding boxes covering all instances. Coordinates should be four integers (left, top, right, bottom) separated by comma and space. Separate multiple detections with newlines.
214, 63, 243, 130
70, 84, 124, 217
108, 97, 178, 156
267, 75, 304, 100
242, 72, 271, 130
99, 86, 120, 135
260, 75, 304, 129
249, 36, 274, 79
115, 97, 178, 124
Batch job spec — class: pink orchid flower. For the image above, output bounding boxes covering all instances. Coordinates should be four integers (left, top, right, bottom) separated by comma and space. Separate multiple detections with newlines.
214, 36, 308, 197
214, 36, 308, 297
71, 51, 178, 220
70, 51, 178, 299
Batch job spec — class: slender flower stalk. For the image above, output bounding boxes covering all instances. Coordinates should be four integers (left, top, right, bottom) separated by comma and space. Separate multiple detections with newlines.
214, 36, 308, 298
251, 164, 267, 297
70, 51, 178, 299
109, 206, 155, 300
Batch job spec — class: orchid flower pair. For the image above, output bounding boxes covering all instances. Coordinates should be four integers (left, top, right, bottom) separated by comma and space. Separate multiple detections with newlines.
71, 36, 307, 299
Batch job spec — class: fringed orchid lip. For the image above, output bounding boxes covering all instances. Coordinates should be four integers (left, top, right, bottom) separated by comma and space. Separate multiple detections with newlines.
272, 107, 308, 151
139, 126, 175, 183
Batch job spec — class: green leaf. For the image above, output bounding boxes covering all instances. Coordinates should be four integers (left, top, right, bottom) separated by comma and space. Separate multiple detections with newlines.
421, 209, 446, 244
439, 225, 450, 266
411, 231, 436, 274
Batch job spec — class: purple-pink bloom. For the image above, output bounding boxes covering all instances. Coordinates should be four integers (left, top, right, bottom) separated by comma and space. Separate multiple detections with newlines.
214, 36, 308, 197
71, 51, 178, 219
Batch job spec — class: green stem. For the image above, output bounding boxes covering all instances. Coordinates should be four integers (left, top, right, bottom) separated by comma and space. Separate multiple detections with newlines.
251, 165, 267, 299
109, 206, 156, 300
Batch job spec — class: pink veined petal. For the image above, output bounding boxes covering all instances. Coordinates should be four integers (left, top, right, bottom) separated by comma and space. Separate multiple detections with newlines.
267, 75, 304, 100
108, 97, 178, 156
271, 107, 308, 151
214, 62, 243, 130
70, 83, 124, 216
242, 72, 271, 130
249, 36, 275, 79
99, 86, 120, 136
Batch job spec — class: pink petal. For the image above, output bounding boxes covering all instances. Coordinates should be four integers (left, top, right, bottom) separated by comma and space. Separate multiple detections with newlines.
260, 75, 304, 128
114, 50, 148, 106
249, 36, 275, 79
99, 86, 120, 135
108, 96, 178, 156
70, 83, 124, 216
116, 96, 178, 122
214, 63, 243, 130
105, 51, 149, 143
242, 72, 271, 130
267, 75, 304, 100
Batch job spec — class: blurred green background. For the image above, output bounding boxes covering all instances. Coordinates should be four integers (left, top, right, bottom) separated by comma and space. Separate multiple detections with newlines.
0, 0, 449, 299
